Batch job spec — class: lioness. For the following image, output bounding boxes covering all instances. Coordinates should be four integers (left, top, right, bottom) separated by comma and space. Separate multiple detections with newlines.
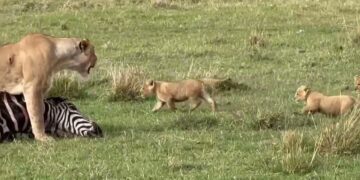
0, 33, 97, 141
142, 79, 216, 112
295, 85, 356, 116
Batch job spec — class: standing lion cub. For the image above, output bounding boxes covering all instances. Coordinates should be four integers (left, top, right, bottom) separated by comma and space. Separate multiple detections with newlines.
141, 79, 216, 112
295, 85, 356, 116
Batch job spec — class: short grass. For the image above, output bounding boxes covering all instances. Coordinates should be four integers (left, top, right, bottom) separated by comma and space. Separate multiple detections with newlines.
1, 0, 360, 178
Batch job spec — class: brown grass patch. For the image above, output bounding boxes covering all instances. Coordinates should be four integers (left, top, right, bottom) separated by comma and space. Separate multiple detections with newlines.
107, 65, 147, 101
202, 78, 251, 93
316, 108, 360, 155
280, 130, 317, 174
249, 31, 267, 48
352, 34, 360, 46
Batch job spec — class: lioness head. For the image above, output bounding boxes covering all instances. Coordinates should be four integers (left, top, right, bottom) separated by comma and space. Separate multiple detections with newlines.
295, 85, 310, 101
141, 80, 156, 98
70, 39, 97, 77
354, 75, 360, 91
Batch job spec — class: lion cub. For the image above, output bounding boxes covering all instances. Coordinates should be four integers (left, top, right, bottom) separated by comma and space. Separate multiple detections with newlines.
295, 85, 356, 116
142, 79, 216, 112
354, 75, 360, 91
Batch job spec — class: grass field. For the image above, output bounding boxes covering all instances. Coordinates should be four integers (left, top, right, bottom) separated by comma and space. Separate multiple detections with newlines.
2, 0, 360, 179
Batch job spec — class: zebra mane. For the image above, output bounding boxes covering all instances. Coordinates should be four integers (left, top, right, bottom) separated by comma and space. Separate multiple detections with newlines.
45, 97, 68, 105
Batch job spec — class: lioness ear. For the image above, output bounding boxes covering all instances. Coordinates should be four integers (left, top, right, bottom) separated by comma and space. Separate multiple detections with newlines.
79, 39, 89, 52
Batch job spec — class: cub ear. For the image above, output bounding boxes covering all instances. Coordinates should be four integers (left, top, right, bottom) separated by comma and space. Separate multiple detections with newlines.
298, 85, 309, 93
146, 80, 154, 86
79, 39, 90, 52
304, 86, 310, 92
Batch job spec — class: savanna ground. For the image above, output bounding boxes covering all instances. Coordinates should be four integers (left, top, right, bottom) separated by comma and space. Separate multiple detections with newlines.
1, 0, 360, 179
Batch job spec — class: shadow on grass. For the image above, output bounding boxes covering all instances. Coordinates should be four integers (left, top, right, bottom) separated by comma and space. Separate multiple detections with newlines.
238, 112, 315, 131
99, 122, 165, 135
168, 163, 205, 172
99, 113, 218, 137
166, 156, 206, 172
169, 114, 218, 130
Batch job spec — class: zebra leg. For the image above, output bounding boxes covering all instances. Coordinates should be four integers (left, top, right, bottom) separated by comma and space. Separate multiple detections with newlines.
0, 116, 14, 142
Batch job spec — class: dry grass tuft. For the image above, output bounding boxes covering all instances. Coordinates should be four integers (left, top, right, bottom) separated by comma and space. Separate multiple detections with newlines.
247, 31, 273, 61
316, 108, 360, 155
21, 2, 50, 12
181, 63, 249, 94
352, 34, 360, 46
151, 0, 171, 7
61, 0, 106, 10
250, 112, 313, 131
257, 113, 287, 130
183, 64, 228, 80
280, 130, 316, 174
249, 31, 267, 48
47, 72, 87, 99
167, 156, 203, 172
107, 65, 147, 101
201, 78, 251, 93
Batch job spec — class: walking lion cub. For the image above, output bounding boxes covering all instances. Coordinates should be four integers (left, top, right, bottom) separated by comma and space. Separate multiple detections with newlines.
142, 79, 216, 112
295, 85, 356, 116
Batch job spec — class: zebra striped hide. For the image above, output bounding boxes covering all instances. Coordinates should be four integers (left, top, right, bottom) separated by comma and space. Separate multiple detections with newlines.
0, 92, 103, 142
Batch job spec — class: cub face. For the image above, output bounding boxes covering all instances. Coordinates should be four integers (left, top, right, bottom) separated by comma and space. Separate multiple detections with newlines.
72, 39, 97, 78
295, 85, 309, 101
141, 80, 156, 98
354, 76, 360, 91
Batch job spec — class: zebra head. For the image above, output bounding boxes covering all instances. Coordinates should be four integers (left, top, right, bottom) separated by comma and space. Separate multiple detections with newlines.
44, 97, 103, 138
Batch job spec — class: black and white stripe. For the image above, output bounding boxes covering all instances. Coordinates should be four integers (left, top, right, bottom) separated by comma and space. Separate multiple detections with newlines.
0, 93, 103, 142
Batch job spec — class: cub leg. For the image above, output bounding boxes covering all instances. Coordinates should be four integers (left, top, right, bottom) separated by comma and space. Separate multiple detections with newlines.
302, 106, 316, 115
166, 100, 177, 111
189, 97, 202, 112
0, 114, 13, 142
152, 101, 165, 112
201, 90, 217, 112
340, 101, 355, 115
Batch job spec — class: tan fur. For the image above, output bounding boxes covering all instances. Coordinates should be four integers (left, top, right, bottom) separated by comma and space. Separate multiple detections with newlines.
142, 79, 216, 112
354, 75, 360, 91
295, 85, 356, 116
0, 33, 97, 141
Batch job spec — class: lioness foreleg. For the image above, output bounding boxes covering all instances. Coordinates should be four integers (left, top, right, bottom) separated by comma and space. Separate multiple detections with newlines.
24, 86, 52, 142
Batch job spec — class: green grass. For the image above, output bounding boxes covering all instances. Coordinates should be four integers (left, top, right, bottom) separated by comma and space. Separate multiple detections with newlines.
2, 0, 360, 178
